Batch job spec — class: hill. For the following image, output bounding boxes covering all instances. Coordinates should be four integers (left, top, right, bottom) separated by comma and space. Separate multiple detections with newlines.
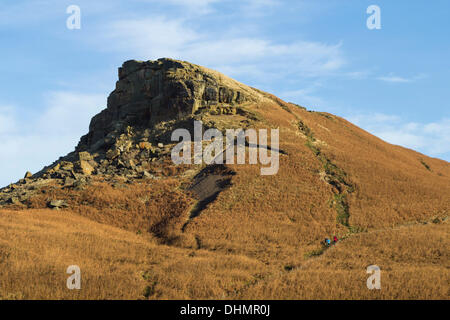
0, 58, 448, 299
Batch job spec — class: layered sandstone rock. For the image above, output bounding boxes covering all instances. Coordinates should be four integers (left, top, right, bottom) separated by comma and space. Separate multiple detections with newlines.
0, 58, 267, 207
79, 58, 263, 151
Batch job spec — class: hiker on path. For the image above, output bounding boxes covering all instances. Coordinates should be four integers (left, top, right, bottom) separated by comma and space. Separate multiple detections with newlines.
325, 238, 331, 246
333, 236, 338, 244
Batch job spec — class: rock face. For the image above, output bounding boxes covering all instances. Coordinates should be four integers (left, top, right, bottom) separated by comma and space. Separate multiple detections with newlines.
24, 171, 33, 179
79, 58, 262, 152
0, 58, 267, 207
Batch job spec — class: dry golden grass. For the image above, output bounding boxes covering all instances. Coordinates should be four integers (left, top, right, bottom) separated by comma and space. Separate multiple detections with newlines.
0, 209, 268, 299
288, 107, 450, 229
241, 221, 449, 299
183, 102, 341, 265
0, 209, 156, 299
1, 99, 449, 299
25, 179, 194, 243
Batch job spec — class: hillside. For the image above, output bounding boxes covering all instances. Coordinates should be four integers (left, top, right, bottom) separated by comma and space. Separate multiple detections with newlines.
0, 58, 448, 299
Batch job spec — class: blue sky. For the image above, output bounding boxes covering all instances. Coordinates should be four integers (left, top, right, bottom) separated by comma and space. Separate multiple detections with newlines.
0, 0, 449, 186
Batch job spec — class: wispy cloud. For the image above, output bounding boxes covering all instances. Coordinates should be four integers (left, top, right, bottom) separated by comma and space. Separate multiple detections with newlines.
348, 113, 450, 159
345, 70, 371, 80
280, 82, 326, 109
139, 0, 220, 15
377, 73, 427, 83
159, 0, 280, 15
103, 17, 199, 59
0, 92, 105, 186
96, 16, 345, 80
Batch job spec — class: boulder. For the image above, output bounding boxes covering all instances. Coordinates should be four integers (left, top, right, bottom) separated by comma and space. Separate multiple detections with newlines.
124, 159, 136, 169
138, 141, 152, 150
50, 163, 60, 173
24, 171, 33, 179
48, 199, 68, 209
73, 178, 88, 190
74, 160, 95, 175
106, 148, 121, 160
61, 161, 74, 170
8, 197, 21, 205
141, 171, 155, 179
78, 151, 92, 161
64, 177, 75, 187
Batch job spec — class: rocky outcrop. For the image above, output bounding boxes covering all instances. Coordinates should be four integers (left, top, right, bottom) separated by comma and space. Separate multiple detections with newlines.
78, 58, 263, 152
0, 58, 267, 207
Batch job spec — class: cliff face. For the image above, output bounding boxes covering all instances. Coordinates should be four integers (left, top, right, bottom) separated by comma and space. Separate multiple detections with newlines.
0, 58, 270, 204
80, 58, 262, 151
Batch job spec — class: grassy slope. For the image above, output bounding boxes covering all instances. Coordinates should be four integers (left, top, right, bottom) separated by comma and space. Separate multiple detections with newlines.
242, 221, 449, 299
0, 209, 267, 299
1, 99, 449, 299
0, 210, 447, 299
294, 108, 450, 229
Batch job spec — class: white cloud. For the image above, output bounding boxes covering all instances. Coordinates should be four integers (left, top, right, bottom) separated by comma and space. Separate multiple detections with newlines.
163, 0, 218, 6
345, 71, 371, 79
377, 73, 426, 83
280, 82, 326, 109
160, 0, 219, 13
0, 92, 105, 186
101, 17, 199, 60
97, 16, 345, 79
145, 0, 279, 15
377, 75, 411, 83
37, 91, 106, 135
348, 113, 450, 159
